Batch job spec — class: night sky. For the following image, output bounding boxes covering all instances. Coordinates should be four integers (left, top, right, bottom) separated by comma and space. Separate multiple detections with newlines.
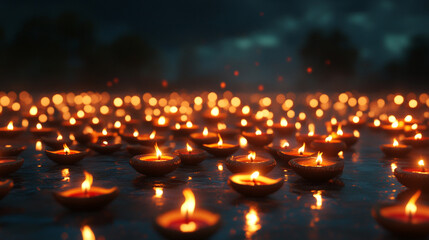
1, 0, 429, 89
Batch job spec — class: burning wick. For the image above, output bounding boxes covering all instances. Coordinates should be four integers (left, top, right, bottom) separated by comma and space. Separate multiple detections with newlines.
63, 144, 70, 155
419, 159, 425, 172
186, 143, 193, 154
405, 190, 421, 223
155, 143, 162, 160
180, 188, 196, 232
7, 121, 13, 131
217, 134, 223, 148
250, 171, 259, 186
393, 138, 399, 147
298, 143, 305, 155
149, 130, 156, 139
247, 152, 256, 162
316, 152, 323, 166
81, 171, 93, 197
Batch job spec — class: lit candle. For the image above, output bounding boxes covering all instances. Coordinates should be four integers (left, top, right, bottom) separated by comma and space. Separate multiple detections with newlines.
130, 144, 180, 176
228, 171, 283, 197
289, 152, 344, 181
225, 151, 276, 174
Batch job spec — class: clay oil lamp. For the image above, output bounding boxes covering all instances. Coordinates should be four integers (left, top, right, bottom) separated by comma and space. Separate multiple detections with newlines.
332, 125, 359, 148
311, 135, 347, 157
202, 134, 239, 158
190, 127, 218, 146
42, 133, 73, 150
347, 115, 365, 129
30, 123, 55, 138
74, 127, 95, 145
228, 171, 283, 197
368, 119, 382, 131
62, 117, 83, 132
271, 117, 296, 135
381, 138, 412, 158
236, 105, 252, 119
88, 140, 122, 154
153, 116, 170, 131
0, 144, 26, 157
277, 143, 315, 164
372, 190, 429, 236
45, 144, 88, 165
171, 121, 199, 137
0, 121, 25, 138
22, 105, 40, 125
0, 157, 24, 176
120, 129, 140, 144
242, 128, 274, 147
264, 139, 290, 161
154, 188, 220, 240
295, 128, 322, 145
235, 119, 253, 131
95, 128, 116, 142
130, 143, 180, 176
394, 159, 429, 191
381, 121, 404, 136
225, 151, 276, 174
0, 179, 13, 200
137, 130, 166, 147
289, 152, 344, 181
202, 106, 226, 124
53, 171, 119, 211
402, 133, 429, 148
215, 123, 239, 139
174, 143, 207, 165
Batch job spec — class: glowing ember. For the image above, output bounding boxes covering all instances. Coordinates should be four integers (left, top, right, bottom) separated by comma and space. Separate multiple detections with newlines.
150, 131, 156, 139
35, 141, 42, 151
414, 133, 422, 140
316, 152, 323, 166
81, 171, 93, 195
81, 225, 95, 240
247, 152, 256, 161
7, 121, 13, 130
298, 143, 305, 155
280, 117, 288, 127
155, 143, 162, 160
405, 190, 421, 221
338, 151, 344, 158
186, 143, 193, 152
180, 189, 196, 232
102, 141, 108, 145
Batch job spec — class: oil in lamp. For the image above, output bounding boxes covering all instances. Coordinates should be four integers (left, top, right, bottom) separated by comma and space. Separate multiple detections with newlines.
236, 119, 253, 131
30, 123, 55, 138
88, 140, 123, 155
137, 130, 167, 147
311, 135, 347, 157
241, 128, 274, 147
171, 121, 199, 136
174, 143, 207, 165
225, 151, 276, 174
215, 123, 239, 139
373, 190, 429, 236
53, 171, 119, 211
45, 144, 89, 165
190, 127, 218, 146
203, 106, 226, 123
289, 152, 344, 181
95, 128, 116, 142
394, 159, 429, 190
402, 133, 429, 148
228, 171, 283, 197
42, 132, 73, 150
130, 143, 180, 176
271, 117, 296, 135
381, 138, 412, 158
202, 134, 239, 157
62, 117, 82, 132
332, 125, 359, 148
0, 121, 25, 138
277, 143, 315, 164
0, 179, 13, 200
0, 156, 24, 176
0, 144, 26, 157
154, 188, 221, 240
153, 116, 170, 131
264, 139, 290, 161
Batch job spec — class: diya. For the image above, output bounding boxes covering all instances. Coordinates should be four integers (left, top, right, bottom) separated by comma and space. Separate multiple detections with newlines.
235, 119, 253, 131
202, 134, 239, 158
332, 125, 359, 148
0, 157, 24, 176
270, 117, 296, 135
30, 123, 55, 138
277, 143, 315, 164
189, 127, 218, 146
295, 130, 322, 145
174, 143, 207, 165
225, 151, 276, 174
289, 152, 344, 181
241, 128, 274, 147
153, 116, 170, 131
42, 133, 73, 150
0, 179, 13, 200
95, 128, 117, 142
264, 140, 290, 161
154, 188, 220, 240
380, 138, 412, 158
0, 121, 25, 138
171, 121, 199, 137
310, 135, 347, 157
401, 133, 429, 148
372, 190, 429, 236
62, 117, 83, 132
126, 143, 172, 156
215, 123, 240, 139
202, 107, 226, 124
130, 144, 180, 176
394, 160, 429, 191
0, 144, 26, 157
347, 115, 366, 128
381, 121, 404, 136
45, 144, 89, 165
136, 131, 167, 147
53, 171, 119, 211
228, 171, 283, 197
88, 140, 122, 154
120, 129, 141, 144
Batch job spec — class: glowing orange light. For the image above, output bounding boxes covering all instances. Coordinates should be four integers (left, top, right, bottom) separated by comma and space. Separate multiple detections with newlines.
81, 225, 95, 240
241, 119, 248, 126
36, 123, 42, 130
92, 117, 99, 124
405, 190, 421, 221
242, 106, 250, 115
180, 189, 196, 232
331, 117, 337, 125
255, 128, 262, 135
391, 163, 397, 173
114, 121, 121, 128
391, 121, 399, 128
150, 131, 156, 139
415, 133, 422, 140
158, 116, 166, 125
245, 208, 261, 238
186, 143, 193, 153
336, 125, 343, 136
57, 133, 63, 141
6, 121, 13, 130
298, 143, 305, 155
175, 123, 181, 129
338, 151, 344, 158
29, 106, 38, 116
325, 135, 333, 142
352, 116, 359, 123
218, 163, 223, 171
102, 128, 107, 136
62, 168, 70, 182
211, 107, 219, 117
63, 144, 70, 155
280, 117, 288, 127
353, 130, 360, 138
153, 187, 163, 198
81, 171, 93, 194
311, 190, 323, 210
217, 134, 223, 147
247, 152, 256, 162
250, 171, 259, 184
69, 117, 76, 125
393, 138, 399, 147
316, 152, 323, 166
217, 123, 226, 131
155, 143, 162, 160
203, 127, 208, 136
133, 129, 139, 137
281, 140, 289, 148
374, 119, 381, 127
186, 121, 193, 128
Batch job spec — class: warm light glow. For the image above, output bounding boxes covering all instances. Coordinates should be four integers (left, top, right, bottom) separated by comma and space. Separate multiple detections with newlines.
240, 136, 247, 148
102, 141, 108, 145
331, 117, 337, 125
180, 188, 196, 232
311, 191, 323, 210
150, 131, 156, 139
29, 106, 38, 116
114, 121, 121, 128
242, 105, 250, 115
69, 117, 76, 125
352, 116, 359, 123
405, 115, 413, 122
325, 135, 333, 142
415, 133, 422, 140
245, 208, 261, 238
158, 116, 166, 125
353, 130, 360, 138
62, 168, 70, 182
57, 133, 63, 141
247, 152, 256, 161
255, 128, 262, 135
374, 119, 380, 127
81, 171, 93, 194
203, 127, 208, 136
36, 123, 42, 130
133, 129, 139, 137
281, 139, 289, 148
391, 121, 399, 128
412, 123, 418, 130
155, 143, 162, 159
316, 152, 323, 165
298, 143, 305, 155
250, 171, 259, 182
217, 134, 223, 147
405, 190, 421, 220
217, 123, 226, 130
211, 107, 219, 117
218, 163, 223, 171
241, 119, 248, 126
186, 121, 193, 128
280, 117, 288, 127
92, 117, 99, 124
63, 144, 70, 155
6, 121, 13, 130
81, 225, 95, 240
175, 123, 181, 129
393, 138, 399, 147
418, 159, 425, 168
308, 131, 314, 136
391, 163, 397, 173
336, 125, 343, 136
153, 187, 163, 198
35, 140, 42, 151
102, 128, 107, 136
186, 143, 193, 152
338, 151, 344, 158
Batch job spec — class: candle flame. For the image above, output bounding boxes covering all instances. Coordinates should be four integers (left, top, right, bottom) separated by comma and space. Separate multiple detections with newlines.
63, 144, 70, 154
336, 125, 343, 136
92, 117, 99, 124
81, 225, 95, 240
415, 133, 422, 140
81, 171, 93, 193
186, 121, 193, 128
298, 143, 305, 154
411, 123, 418, 130
36, 123, 42, 130
325, 135, 333, 142
241, 119, 247, 126
280, 117, 288, 127
255, 128, 262, 135
331, 117, 337, 125
69, 117, 76, 125
391, 163, 397, 173
250, 171, 259, 182
217, 123, 226, 130
155, 143, 162, 159
158, 116, 166, 125
247, 152, 256, 161
353, 130, 360, 138
311, 190, 323, 210
180, 188, 196, 218
242, 105, 250, 115
211, 107, 219, 117
102, 128, 107, 135
217, 134, 223, 147
352, 116, 359, 123
405, 115, 413, 122
102, 141, 108, 145
239, 136, 247, 148
7, 121, 13, 130
175, 123, 181, 129
57, 133, 63, 141
150, 130, 156, 139
391, 121, 399, 128
338, 151, 344, 159
393, 138, 399, 147
114, 121, 121, 128
218, 163, 223, 171
405, 190, 421, 220
29, 106, 38, 116
203, 127, 208, 136
419, 159, 425, 168
280, 139, 289, 148
133, 129, 139, 137
186, 143, 193, 152
374, 119, 380, 127
316, 152, 323, 165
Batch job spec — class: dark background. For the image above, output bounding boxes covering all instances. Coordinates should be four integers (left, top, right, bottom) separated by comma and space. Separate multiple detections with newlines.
0, 0, 429, 91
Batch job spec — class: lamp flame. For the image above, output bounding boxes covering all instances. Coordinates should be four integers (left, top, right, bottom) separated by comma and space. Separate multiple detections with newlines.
311, 190, 323, 210
92, 117, 99, 124
203, 127, 208, 136
352, 116, 359, 123
336, 125, 343, 136
114, 121, 121, 128
63, 144, 70, 155
133, 129, 139, 137
325, 135, 333, 142
217, 134, 223, 147
419, 159, 425, 172
247, 152, 256, 162
158, 116, 166, 125
353, 130, 360, 138
412, 123, 418, 130
57, 133, 63, 141
211, 107, 219, 117
391, 121, 399, 128
241, 119, 247, 126
245, 208, 261, 238
255, 128, 262, 135
374, 119, 380, 127
250, 171, 259, 184
81, 171, 93, 194
242, 105, 250, 115
69, 117, 76, 125
29, 106, 38, 116
36, 123, 42, 130
186, 121, 193, 128
281, 139, 289, 148
280, 117, 288, 127
155, 143, 162, 160
415, 133, 422, 140
298, 143, 305, 155
7, 121, 13, 130
186, 143, 193, 152
391, 163, 397, 173
102, 128, 107, 135
405, 190, 421, 221
331, 117, 337, 125
175, 123, 181, 129
180, 188, 196, 220
217, 123, 226, 130
393, 138, 399, 147
150, 130, 156, 139
81, 225, 95, 240
316, 152, 323, 166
